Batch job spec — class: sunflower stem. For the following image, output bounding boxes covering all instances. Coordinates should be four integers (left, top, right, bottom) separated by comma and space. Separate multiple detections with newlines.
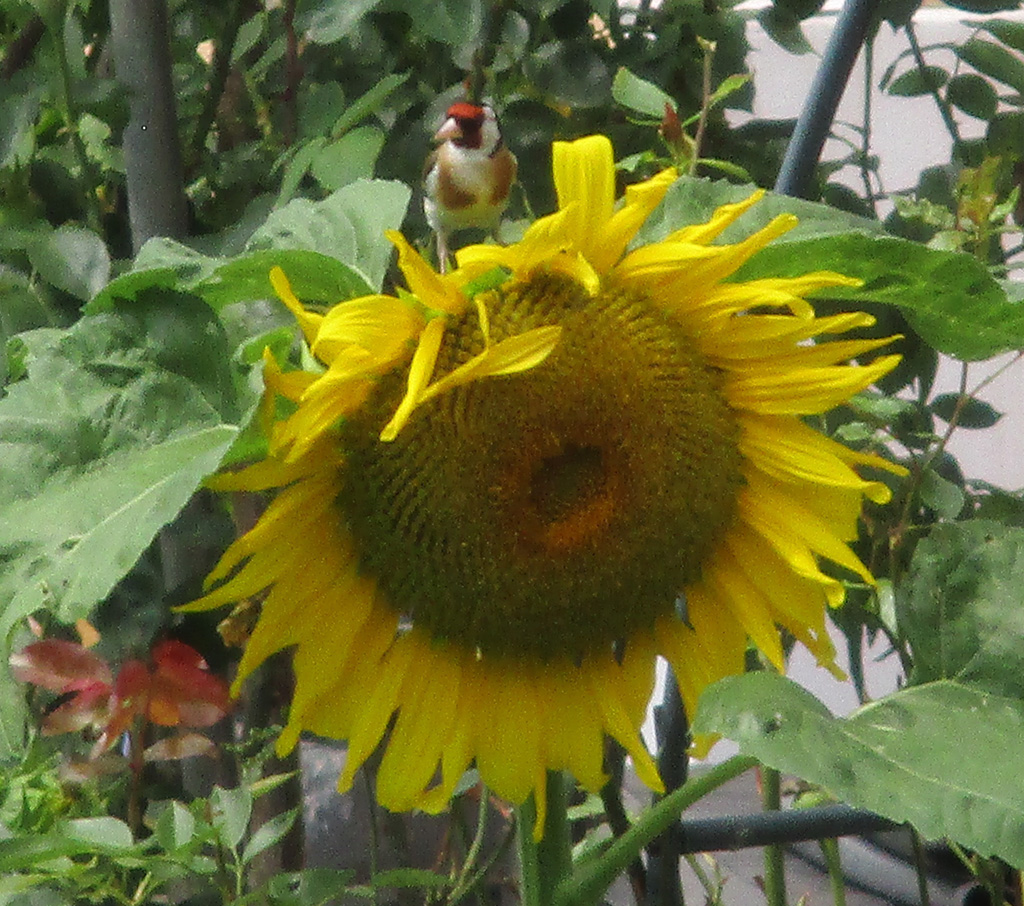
518, 772, 573, 906
760, 766, 788, 906
555, 755, 758, 906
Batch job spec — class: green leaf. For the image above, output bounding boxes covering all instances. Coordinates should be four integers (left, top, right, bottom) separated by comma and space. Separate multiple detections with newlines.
979, 18, 1024, 52
957, 37, 1024, 95
987, 111, 1024, 156
0, 297, 239, 647
929, 392, 1002, 428
331, 72, 410, 138
350, 868, 452, 894
945, 0, 1022, 11
153, 801, 197, 852
27, 226, 110, 301
612, 67, 674, 120
310, 126, 385, 191
87, 238, 223, 312
757, 7, 813, 55
62, 816, 134, 850
210, 785, 252, 850
897, 521, 1024, 699
735, 232, 1024, 362
945, 73, 998, 120
0, 79, 41, 169
297, 0, 386, 44
646, 181, 1013, 363
197, 249, 373, 309
392, 0, 484, 46
266, 868, 356, 906
694, 672, 1024, 867
918, 468, 965, 519
242, 807, 299, 864
887, 65, 948, 97
638, 176, 884, 248
247, 180, 411, 291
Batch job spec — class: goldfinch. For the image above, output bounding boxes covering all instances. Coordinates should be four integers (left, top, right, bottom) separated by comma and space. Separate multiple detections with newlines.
423, 102, 517, 273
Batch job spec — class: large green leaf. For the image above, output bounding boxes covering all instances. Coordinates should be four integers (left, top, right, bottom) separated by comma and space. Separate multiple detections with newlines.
89, 179, 411, 313
694, 673, 1024, 866
644, 177, 1020, 361
637, 176, 883, 248
737, 233, 1022, 361
247, 179, 411, 290
0, 294, 240, 650
898, 521, 1024, 699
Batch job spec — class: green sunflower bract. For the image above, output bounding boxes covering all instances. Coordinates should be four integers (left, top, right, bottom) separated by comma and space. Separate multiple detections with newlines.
184, 135, 904, 838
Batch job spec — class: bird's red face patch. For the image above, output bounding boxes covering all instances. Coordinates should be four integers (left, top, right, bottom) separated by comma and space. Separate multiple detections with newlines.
446, 102, 485, 124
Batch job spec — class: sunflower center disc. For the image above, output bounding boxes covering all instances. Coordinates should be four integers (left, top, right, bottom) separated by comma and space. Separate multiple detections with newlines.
341, 273, 745, 660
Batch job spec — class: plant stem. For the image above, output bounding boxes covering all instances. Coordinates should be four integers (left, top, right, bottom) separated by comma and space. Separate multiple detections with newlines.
819, 838, 847, 906
556, 756, 758, 906
910, 827, 932, 906
449, 787, 493, 904
690, 38, 715, 177
904, 22, 961, 156
518, 797, 542, 906
518, 773, 574, 906
761, 767, 787, 906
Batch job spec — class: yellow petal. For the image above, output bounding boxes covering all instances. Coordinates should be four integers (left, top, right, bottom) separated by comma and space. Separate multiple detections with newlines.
270, 266, 323, 347
666, 190, 765, 245
740, 413, 893, 504
379, 316, 446, 441
415, 325, 563, 408
387, 231, 466, 315
475, 664, 542, 806
725, 354, 901, 415
553, 136, 615, 260
313, 295, 422, 368
591, 166, 677, 273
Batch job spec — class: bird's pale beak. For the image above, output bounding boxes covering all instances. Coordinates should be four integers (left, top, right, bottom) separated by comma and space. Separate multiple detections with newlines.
433, 117, 462, 143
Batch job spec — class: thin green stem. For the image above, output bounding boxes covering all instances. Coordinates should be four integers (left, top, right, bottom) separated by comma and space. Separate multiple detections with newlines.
819, 839, 847, 906
909, 828, 932, 906
457, 816, 518, 906
859, 36, 878, 216
361, 767, 381, 906
690, 38, 715, 177
538, 773, 573, 906
517, 798, 542, 906
761, 767, 787, 906
449, 787, 493, 904
556, 755, 758, 906
904, 23, 961, 154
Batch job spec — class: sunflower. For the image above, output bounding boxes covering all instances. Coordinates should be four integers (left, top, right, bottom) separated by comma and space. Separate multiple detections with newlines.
185, 135, 902, 836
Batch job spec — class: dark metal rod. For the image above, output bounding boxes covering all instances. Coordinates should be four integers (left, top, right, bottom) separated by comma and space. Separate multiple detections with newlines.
109, 0, 189, 251
678, 804, 899, 854
774, 0, 880, 198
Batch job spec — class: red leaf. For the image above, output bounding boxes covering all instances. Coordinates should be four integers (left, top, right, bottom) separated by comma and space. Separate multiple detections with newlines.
41, 682, 111, 735
10, 640, 112, 692
150, 641, 231, 727
94, 660, 153, 751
